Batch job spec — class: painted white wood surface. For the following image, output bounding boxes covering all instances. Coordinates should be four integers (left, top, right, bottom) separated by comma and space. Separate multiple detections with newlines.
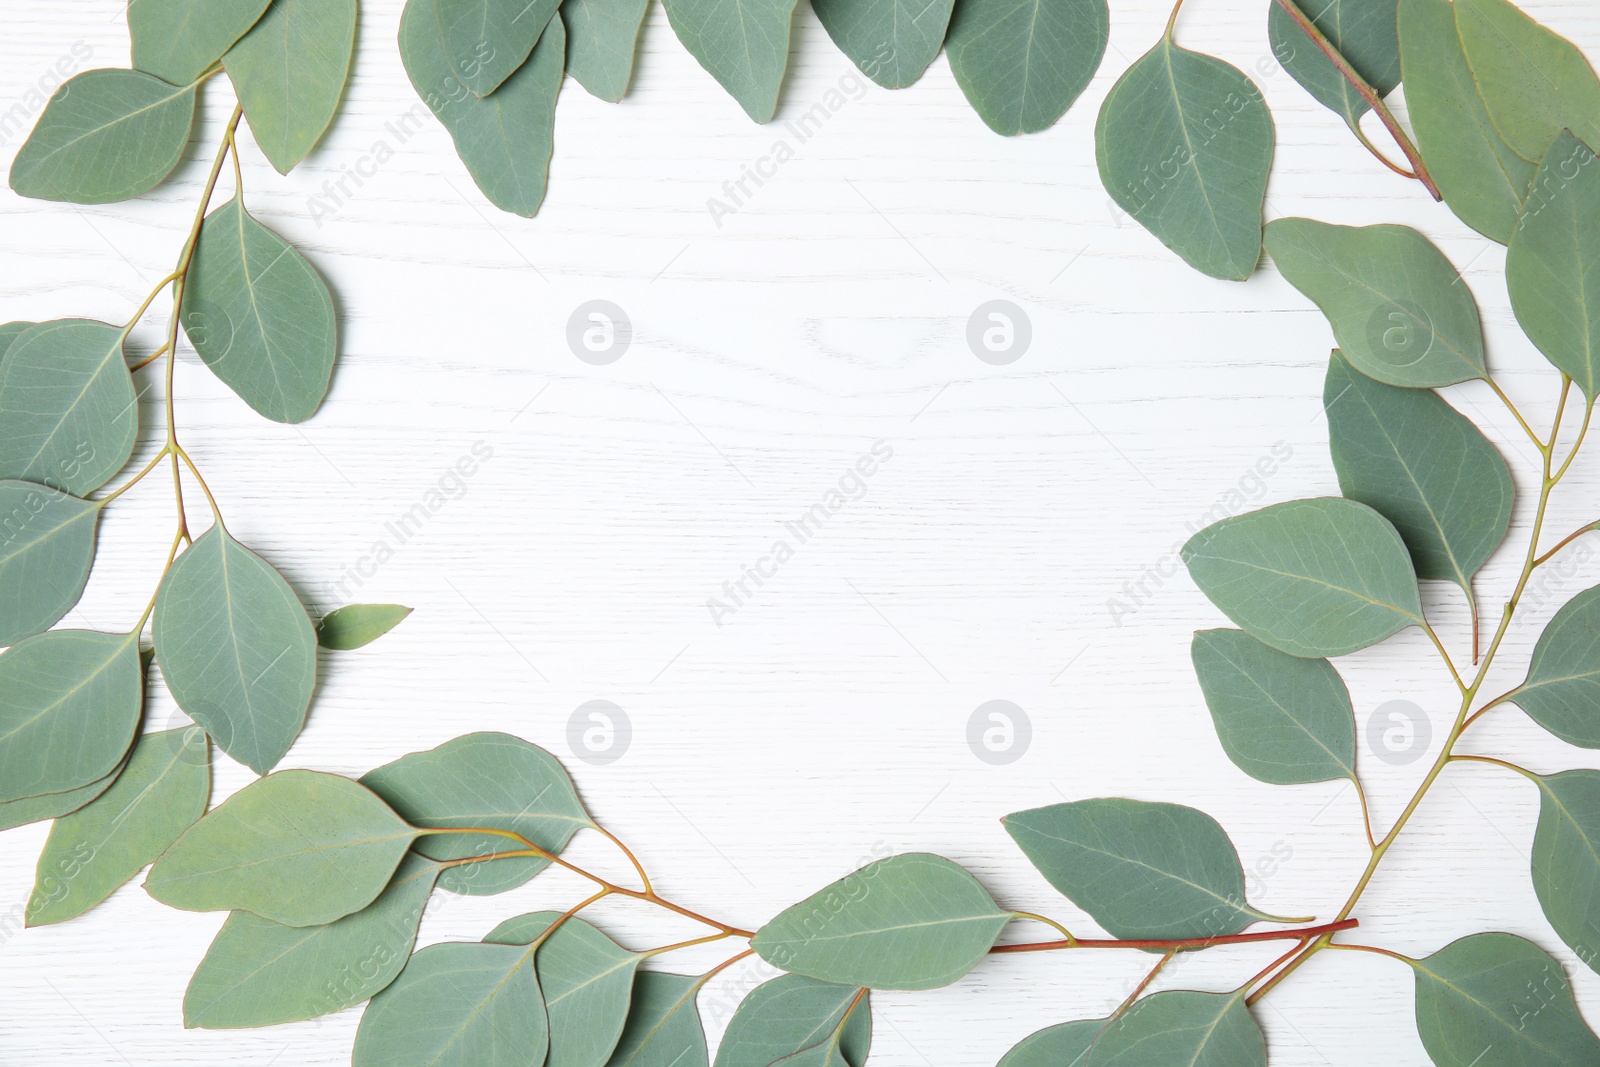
3, 1, 1600, 1063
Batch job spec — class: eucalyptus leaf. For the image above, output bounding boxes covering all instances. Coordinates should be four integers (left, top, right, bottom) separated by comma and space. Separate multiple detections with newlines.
1265, 218, 1487, 387
1398, 0, 1534, 243
0, 319, 139, 495
184, 851, 442, 1029
945, 0, 1108, 134
0, 757, 123, 833
714, 974, 871, 1067
361, 731, 594, 896
1191, 628, 1357, 785
1182, 497, 1423, 658
997, 1019, 1101, 1067
770, 1036, 851, 1067
605, 971, 708, 1067
1268, 0, 1401, 133
181, 195, 338, 424
353, 941, 548, 1067
9, 69, 197, 204
752, 853, 1012, 991
1413, 932, 1600, 1065
562, 0, 650, 101
1324, 351, 1512, 597
154, 526, 317, 775
0, 480, 101, 647
813, 0, 953, 90
1085, 990, 1265, 1067
0, 629, 141, 803
1532, 769, 1600, 971
317, 603, 413, 650
224, 0, 359, 174
1513, 586, 1600, 748
0, 321, 34, 361
26, 727, 210, 927
1096, 37, 1273, 281
434, 0, 559, 97
130, 0, 274, 84
145, 770, 419, 927
400, 0, 566, 216
659, 0, 798, 123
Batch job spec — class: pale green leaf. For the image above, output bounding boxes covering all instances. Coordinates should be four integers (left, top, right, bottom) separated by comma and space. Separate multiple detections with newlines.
224, 0, 358, 174
752, 853, 1012, 991
945, 0, 1107, 134
0, 321, 35, 361
435, 0, 558, 97
145, 770, 418, 926
1268, 0, 1401, 132
714, 974, 871, 1067
1533, 769, 1600, 972
997, 1019, 1102, 1067
154, 526, 317, 775
1085, 991, 1265, 1067
0, 481, 101, 647
317, 604, 413, 650
1513, 586, 1600, 748
562, 0, 650, 101
660, 0, 798, 123
0, 757, 123, 833
813, 0, 953, 90
605, 972, 708, 1067
130, 0, 273, 84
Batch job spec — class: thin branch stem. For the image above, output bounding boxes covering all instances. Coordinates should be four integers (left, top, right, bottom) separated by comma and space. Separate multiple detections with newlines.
594, 824, 654, 896
95, 449, 169, 507
1533, 521, 1600, 568
1164, 0, 1188, 38
120, 273, 180, 333
1419, 620, 1466, 693
1114, 950, 1175, 1016
175, 447, 224, 524
128, 343, 170, 373
1460, 689, 1515, 732
1487, 377, 1548, 453
1012, 911, 1078, 947
1353, 778, 1378, 851
1351, 124, 1419, 179
1449, 753, 1540, 781
988, 918, 1359, 955
1325, 942, 1415, 965
644, 931, 738, 958
1244, 939, 1314, 999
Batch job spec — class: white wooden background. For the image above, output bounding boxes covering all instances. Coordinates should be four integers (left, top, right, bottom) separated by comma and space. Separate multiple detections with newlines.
3, 1, 1600, 1063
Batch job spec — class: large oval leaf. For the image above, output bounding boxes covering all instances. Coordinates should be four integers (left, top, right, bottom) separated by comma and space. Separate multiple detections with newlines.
714, 975, 870, 1067
1086, 990, 1265, 1067
754, 853, 1012, 990
606, 972, 709, 1067
1268, 0, 1401, 133
0, 629, 141, 803
945, 0, 1108, 134
130, 0, 272, 84
434, 0, 558, 97
0, 319, 139, 495
184, 851, 442, 1028
660, 0, 798, 123
1532, 769, 1600, 971
1413, 932, 1600, 1065
9, 69, 197, 204
0, 481, 101, 647
1513, 586, 1600, 748
998, 1019, 1103, 1067
561, 0, 650, 101
154, 526, 317, 775
145, 770, 419, 926
224, 0, 359, 174
1096, 38, 1273, 281
813, 0, 954, 91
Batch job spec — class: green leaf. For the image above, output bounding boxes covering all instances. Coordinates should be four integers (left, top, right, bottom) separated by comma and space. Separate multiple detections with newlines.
184, 851, 442, 1028
224, 0, 359, 174
1413, 932, 1600, 1065
1086, 990, 1265, 1067
145, 769, 418, 926
1183, 497, 1423, 658
1268, 0, 1401, 133
945, 0, 1108, 133
1004, 799, 1284, 940
361, 732, 594, 896
434, 0, 558, 97
9, 69, 197, 204
606, 972, 709, 1067
0, 321, 35, 361
130, 0, 274, 84
714, 975, 871, 1067
812, 0, 954, 90
0, 629, 141, 803
562, 0, 650, 101
997, 1019, 1102, 1067
752, 853, 1013, 991
0, 319, 139, 495
154, 526, 317, 775
1507, 132, 1600, 401
317, 603, 413, 650
1191, 628, 1357, 785
1324, 351, 1513, 597
1513, 586, 1600, 748
0, 481, 101, 647
0, 757, 123, 833
659, 0, 798, 123
1398, 0, 1534, 243
26, 727, 210, 926
180, 195, 338, 424
1265, 218, 1487, 387
353, 941, 549, 1067
485, 912, 646, 1067
400, 0, 566, 216
1532, 769, 1600, 971
1454, 0, 1600, 164
1096, 38, 1273, 281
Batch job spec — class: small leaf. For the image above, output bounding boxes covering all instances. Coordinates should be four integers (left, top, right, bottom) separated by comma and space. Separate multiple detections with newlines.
224, 0, 359, 174
1096, 38, 1274, 280
361, 732, 594, 896
813, 0, 954, 90
1507, 131, 1600, 402
181, 195, 338, 424
399, 0, 566, 216
0, 758, 123, 833
1413, 932, 1600, 1065
154, 526, 318, 775
1513, 586, 1600, 748
0, 630, 141, 803
562, 0, 650, 101
752, 853, 1013, 991
945, 0, 1108, 133
1324, 351, 1513, 596
1005, 799, 1283, 940
1191, 628, 1357, 785
184, 851, 442, 1029
1182, 497, 1422, 658
130, 0, 274, 84
1532, 769, 1600, 971
660, 0, 798, 123
1086, 990, 1265, 1067
997, 1019, 1103, 1067
434, 0, 558, 97
352, 941, 548, 1067
0, 319, 139, 495
714, 974, 871, 1067
317, 604, 413, 650
1265, 218, 1487, 387
26, 727, 210, 926
606, 972, 709, 1067
1268, 0, 1401, 133
145, 770, 418, 926
0, 480, 101, 647
1398, 0, 1534, 243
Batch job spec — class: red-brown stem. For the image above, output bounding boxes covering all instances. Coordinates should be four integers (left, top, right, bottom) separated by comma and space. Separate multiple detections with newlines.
989, 918, 1358, 954
1115, 950, 1176, 1016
